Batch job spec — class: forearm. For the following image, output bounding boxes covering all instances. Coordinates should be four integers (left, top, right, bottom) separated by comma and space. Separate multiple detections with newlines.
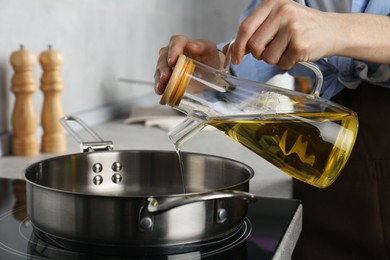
332, 13, 390, 64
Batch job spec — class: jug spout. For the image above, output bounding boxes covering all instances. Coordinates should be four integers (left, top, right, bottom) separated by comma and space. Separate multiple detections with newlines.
168, 111, 208, 148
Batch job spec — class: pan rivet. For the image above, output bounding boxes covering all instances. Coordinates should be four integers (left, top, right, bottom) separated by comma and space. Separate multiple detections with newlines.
92, 163, 103, 173
139, 217, 153, 231
93, 175, 103, 185
112, 173, 122, 183
112, 162, 122, 172
217, 209, 227, 223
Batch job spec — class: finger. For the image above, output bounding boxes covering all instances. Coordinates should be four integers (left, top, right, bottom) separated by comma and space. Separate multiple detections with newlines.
158, 65, 172, 84
167, 35, 190, 67
246, 7, 282, 60
277, 43, 301, 70
156, 47, 172, 83
222, 43, 249, 60
261, 26, 291, 65
154, 66, 172, 95
157, 46, 169, 67
233, 0, 273, 64
154, 70, 163, 94
222, 43, 229, 54
155, 47, 173, 94
186, 40, 217, 56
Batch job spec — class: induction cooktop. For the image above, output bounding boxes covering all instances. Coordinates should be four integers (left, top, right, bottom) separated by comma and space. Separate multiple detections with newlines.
0, 178, 301, 259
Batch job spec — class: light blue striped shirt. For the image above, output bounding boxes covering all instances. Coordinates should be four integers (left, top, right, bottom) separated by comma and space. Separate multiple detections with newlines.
223, 0, 390, 99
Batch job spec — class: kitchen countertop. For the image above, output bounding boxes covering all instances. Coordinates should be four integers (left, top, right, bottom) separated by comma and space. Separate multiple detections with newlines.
0, 118, 292, 198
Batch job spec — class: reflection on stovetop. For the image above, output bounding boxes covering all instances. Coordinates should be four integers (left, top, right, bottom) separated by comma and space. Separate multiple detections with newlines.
0, 178, 300, 260
28, 221, 251, 259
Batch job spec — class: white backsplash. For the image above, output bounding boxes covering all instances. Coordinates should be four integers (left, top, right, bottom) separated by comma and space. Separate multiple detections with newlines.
0, 0, 250, 136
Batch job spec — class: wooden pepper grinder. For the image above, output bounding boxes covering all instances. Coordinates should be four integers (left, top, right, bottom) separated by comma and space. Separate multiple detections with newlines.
10, 45, 39, 156
39, 45, 66, 153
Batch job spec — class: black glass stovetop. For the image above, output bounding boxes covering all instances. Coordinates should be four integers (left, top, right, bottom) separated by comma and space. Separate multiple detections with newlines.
0, 178, 300, 260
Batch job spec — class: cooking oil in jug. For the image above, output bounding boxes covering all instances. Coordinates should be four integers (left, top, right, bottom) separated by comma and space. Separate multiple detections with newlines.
160, 54, 358, 188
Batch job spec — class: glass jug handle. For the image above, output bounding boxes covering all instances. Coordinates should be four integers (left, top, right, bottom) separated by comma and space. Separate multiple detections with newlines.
223, 40, 324, 97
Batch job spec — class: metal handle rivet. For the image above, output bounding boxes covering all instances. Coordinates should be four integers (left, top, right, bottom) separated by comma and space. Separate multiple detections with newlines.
112, 162, 122, 172
92, 163, 103, 173
112, 173, 122, 184
139, 217, 153, 231
93, 175, 103, 185
217, 209, 227, 223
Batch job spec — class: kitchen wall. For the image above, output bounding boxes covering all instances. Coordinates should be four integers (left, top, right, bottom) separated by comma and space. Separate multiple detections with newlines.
0, 0, 250, 137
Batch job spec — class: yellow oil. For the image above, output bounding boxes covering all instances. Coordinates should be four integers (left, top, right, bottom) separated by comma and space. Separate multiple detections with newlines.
207, 112, 358, 188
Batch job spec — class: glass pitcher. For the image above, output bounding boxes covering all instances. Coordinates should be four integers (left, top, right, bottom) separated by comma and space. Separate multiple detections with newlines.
160, 45, 358, 189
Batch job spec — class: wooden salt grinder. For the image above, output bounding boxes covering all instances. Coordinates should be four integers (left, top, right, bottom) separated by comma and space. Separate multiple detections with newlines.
39, 46, 66, 153
10, 46, 39, 156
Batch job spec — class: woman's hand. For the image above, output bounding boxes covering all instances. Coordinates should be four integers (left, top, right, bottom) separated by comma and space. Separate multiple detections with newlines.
232, 0, 342, 69
154, 35, 224, 94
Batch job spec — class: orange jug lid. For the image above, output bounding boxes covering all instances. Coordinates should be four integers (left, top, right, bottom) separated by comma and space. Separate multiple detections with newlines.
160, 54, 194, 106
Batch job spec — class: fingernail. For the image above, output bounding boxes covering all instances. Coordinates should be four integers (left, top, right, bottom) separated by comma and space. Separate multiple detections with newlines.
190, 42, 198, 48
167, 58, 173, 67
160, 71, 166, 81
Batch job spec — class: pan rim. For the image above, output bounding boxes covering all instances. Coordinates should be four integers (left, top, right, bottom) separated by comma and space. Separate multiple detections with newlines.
24, 149, 254, 198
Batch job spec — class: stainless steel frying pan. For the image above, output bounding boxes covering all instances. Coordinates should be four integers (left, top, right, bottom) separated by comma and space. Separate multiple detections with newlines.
25, 116, 256, 249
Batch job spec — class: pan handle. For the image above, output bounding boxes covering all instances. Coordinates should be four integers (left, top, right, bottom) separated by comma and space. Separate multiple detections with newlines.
60, 115, 114, 152
147, 190, 257, 214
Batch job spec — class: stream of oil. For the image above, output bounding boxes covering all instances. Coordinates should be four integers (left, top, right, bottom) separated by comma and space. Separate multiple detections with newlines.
174, 145, 187, 194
